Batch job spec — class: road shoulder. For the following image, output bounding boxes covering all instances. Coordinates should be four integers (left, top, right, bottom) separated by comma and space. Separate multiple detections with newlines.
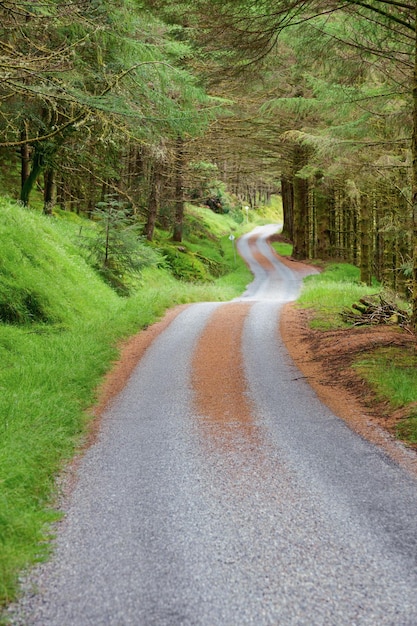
280, 302, 417, 477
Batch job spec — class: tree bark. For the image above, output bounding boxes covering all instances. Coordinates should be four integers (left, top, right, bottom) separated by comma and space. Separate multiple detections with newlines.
315, 186, 331, 259
292, 146, 309, 260
20, 145, 44, 206
173, 136, 185, 243
281, 177, 294, 240
145, 163, 162, 241
360, 193, 372, 285
43, 168, 55, 215
412, 4, 417, 331
20, 135, 30, 193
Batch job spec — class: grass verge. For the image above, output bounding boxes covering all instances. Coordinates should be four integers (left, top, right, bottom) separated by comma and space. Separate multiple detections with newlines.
354, 346, 417, 444
297, 263, 379, 330
297, 261, 417, 446
270, 241, 293, 257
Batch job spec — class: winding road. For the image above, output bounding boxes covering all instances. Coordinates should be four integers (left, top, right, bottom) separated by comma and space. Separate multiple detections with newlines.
10, 225, 417, 625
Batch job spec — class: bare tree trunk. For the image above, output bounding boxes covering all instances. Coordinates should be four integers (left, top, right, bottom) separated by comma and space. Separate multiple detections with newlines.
360, 193, 372, 285
20, 133, 30, 194
308, 186, 315, 258
21, 144, 44, 206
315, 186, 331, 259
292, 146, 309, 260
145, 163, 162, 241
412, 7, 417, 330
281, 177, 294, 240
43, 168, 55, 215
173, 136, 185, 243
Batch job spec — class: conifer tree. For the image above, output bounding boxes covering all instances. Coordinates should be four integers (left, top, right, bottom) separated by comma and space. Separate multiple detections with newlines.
0, 1, 219, 209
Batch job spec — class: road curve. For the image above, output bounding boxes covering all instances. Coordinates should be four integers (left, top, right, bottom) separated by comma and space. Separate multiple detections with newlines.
8, 225, 417, 625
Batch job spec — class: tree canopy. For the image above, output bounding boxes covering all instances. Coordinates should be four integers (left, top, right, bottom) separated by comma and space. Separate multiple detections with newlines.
2, 0, 417, 327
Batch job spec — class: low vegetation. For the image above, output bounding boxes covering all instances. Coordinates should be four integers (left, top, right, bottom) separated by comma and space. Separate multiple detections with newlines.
271, 242, 293, 257
354, 346, 417, 444
297, 263, 379, 330
355, 347, 417, 411
292, 260, 417, 446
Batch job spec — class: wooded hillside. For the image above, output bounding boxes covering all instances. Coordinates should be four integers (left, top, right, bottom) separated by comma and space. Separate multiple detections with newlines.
1, 0, 417, 327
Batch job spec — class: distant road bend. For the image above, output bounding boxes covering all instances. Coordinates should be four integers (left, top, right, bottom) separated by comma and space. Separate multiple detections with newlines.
10, 224, 417, 625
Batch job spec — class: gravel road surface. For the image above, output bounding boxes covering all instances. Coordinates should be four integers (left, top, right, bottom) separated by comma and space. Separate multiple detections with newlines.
8, 225, 417, 625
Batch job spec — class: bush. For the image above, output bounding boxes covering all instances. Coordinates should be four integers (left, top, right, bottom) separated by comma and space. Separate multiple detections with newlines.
81, 197, 161, 294
160, 245, 212, 282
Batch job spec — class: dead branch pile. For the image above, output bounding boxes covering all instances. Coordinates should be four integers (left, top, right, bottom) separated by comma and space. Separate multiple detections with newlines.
341, 295, 410, 328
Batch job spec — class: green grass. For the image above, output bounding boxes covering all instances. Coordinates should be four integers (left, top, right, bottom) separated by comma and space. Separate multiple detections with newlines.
184, 203, 243, 238
271, 242, 293, 256
250, 195, 283, 224
354, 346, 417, 443
297, 263, 380, 329
396, 416, 417, 444
0, 196, 268, 608
354, 347, 417, 408
299, 261, 417, 446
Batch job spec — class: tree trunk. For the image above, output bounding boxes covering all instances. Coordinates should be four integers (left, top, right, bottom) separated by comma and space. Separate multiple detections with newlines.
145, 163, 162, 241
412, 8, 417, 330
315, 186, 331, 259
292, 146, 309, 260
360, 193, 372, 285
281, 177, 294, 240
20, 134, 30, 194
173, 136, 185, 243
20, 145, 44, 206
43, 168, 55, 215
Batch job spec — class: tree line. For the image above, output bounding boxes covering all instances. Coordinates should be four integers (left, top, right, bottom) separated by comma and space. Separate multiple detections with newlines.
2, 0, 417, 328
179, 0, 417, 326
0, 1, 268, 235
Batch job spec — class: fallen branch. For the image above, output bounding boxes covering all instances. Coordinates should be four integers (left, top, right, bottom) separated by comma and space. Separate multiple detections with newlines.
341, 295, 410, 329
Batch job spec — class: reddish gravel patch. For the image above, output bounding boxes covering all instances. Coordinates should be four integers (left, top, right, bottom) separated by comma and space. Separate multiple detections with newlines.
191, 302, 258, 449
248, 235, 274, 270
280, 304, 417, 477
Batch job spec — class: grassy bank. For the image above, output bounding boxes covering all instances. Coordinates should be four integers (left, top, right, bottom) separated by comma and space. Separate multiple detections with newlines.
0, 198, 257, 606
297, 263, 379, 330
354, 347, 417, 444
294, 260, 417, 446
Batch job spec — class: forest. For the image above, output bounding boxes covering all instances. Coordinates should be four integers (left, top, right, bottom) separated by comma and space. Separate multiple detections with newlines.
1, 0, 416, 321
2, 0, 417, 609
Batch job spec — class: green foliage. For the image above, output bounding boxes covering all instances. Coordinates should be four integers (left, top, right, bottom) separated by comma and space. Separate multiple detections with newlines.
5, 1, 216, 138
354, 346, 417, 445
298, 263, 380, 329
0, 0, 223, 218
188, 160, 220, 201
159, 244, 212, 281
82, 197, 160, 294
